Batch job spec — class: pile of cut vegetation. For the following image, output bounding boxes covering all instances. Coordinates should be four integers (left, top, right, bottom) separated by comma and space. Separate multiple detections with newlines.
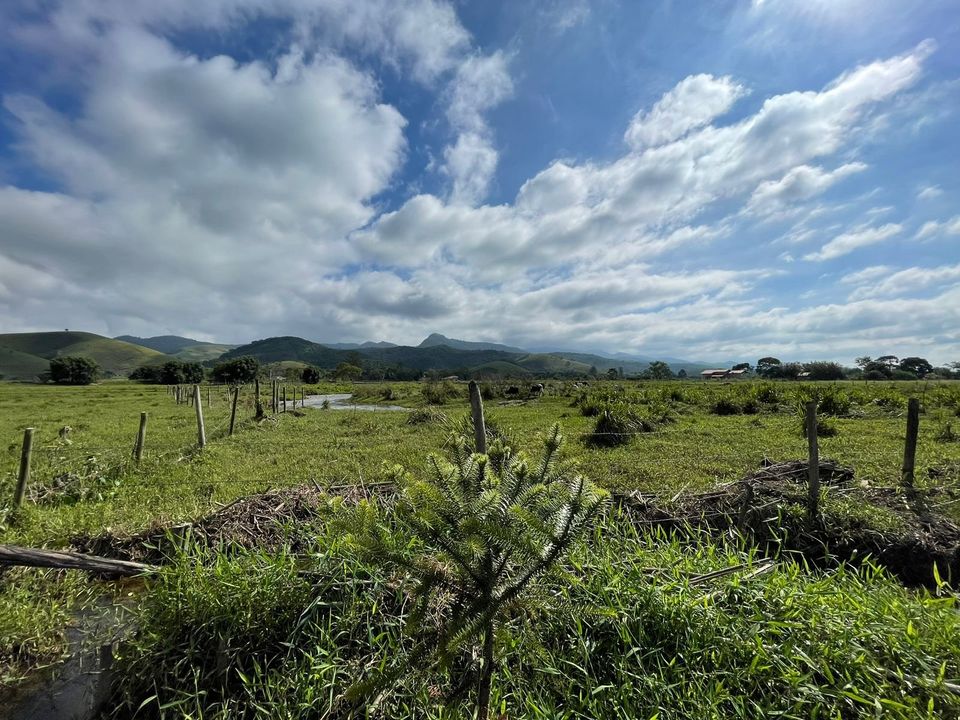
72, 482, 395, 564
616, 458, 960, 587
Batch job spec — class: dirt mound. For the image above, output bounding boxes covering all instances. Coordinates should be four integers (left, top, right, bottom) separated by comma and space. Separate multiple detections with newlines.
616, 459, 960, 589
72, 483, 394, 564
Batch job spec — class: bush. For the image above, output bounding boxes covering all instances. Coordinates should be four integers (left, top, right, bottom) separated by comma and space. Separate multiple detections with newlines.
301, 366, 321, 384
710, 398, 741, 416
212, 356, 259, 384
49, 356, 99, 385
421, 380, 457, 405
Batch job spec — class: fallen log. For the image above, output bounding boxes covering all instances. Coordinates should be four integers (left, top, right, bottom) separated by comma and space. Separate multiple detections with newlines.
0, 544, 154, 577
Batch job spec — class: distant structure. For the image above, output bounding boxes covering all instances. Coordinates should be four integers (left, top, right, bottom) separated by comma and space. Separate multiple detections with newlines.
700, 368, 750, 380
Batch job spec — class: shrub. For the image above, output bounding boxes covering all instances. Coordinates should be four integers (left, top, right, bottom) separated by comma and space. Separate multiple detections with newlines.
301, 366, 321, 384
710, 397, 741, 416
49, 356, 99, 385
421, 380, 457, 405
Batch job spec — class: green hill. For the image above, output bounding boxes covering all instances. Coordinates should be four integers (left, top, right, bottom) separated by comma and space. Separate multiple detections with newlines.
173, 343, 233, 363
0, 346, 50, 381
0, 331, 169, 379
418, 332, 526, 353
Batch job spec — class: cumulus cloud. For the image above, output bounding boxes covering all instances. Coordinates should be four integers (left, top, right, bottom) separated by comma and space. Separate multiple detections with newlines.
745, 162, 866, 216
0, 5, 950, 361
804, 223, 902, 261
443, 51, 514, 204
624, 74, 747, 150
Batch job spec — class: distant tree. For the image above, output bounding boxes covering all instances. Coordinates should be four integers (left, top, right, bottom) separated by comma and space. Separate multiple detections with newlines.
301, 366, 322, 384
211, 356, 260, 384
646, 360, 674, 380
606, 367, 619, 379
803, 361, 845, 381
159, 360, 187, 384
863, 369, 887, 381
875, 355, 899, 370
756, 357, 782, 377
779, 362, 804, 380
182, 362, 205, 384
129, 365, 163, 383
49, 356, 99, 385
333, 362, 363, 381
855, 356, 872, 369
677, 368, 688, 379
863, 360, 893, 378
732, 362, 752, 373
898, 356, 933, 378
588, 365, 598, 377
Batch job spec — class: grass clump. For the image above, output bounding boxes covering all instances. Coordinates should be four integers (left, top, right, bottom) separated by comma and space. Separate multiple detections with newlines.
407, 406, 448, 425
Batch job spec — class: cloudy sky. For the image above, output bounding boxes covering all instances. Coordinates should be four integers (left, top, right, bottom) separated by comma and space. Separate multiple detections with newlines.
0, 0, 958, 363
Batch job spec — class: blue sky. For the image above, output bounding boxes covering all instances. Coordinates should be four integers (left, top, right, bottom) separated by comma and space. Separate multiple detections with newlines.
0, 0, 958, 363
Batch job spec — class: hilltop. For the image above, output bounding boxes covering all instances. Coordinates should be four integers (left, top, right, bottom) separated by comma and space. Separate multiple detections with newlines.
0, 331, 168, 380
117, 335, 234, 363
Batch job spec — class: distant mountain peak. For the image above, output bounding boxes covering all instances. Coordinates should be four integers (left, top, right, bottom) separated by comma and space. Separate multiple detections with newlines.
418, 333, 527, 354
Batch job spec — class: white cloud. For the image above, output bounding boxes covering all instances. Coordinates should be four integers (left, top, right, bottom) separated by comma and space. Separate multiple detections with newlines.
846, 263, 960, 301
804, 223, 902, 261
745, 162, 866, 216
624, 74, 747, 150
443, 51, 513, 204
917, 185, 943, 200
914, 215, 960, 240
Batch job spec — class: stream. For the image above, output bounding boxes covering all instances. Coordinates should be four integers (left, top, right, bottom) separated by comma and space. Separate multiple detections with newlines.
300, 393, 408, 412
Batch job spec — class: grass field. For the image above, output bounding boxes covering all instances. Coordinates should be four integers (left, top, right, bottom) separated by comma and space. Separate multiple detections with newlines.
2, 378, 960, 717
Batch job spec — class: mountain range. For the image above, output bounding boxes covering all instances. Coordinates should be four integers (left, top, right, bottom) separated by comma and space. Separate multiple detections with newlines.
0, 330, 716, 381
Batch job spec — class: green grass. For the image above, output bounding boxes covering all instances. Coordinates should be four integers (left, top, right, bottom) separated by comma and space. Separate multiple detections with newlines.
109, 518, 960, 719
1, 378, 959, 708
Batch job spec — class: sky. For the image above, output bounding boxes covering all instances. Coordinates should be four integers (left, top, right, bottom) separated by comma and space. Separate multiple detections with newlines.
0, 0, 958, 364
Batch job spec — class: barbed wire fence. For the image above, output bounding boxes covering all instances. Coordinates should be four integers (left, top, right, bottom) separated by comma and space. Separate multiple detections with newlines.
2, 385, 959, 530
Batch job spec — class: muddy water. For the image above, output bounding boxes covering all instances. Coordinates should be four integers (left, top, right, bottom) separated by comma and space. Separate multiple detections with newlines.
301, 393, 408, 412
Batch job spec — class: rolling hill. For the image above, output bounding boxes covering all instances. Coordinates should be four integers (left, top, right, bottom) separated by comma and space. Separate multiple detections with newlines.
0, 331, 169, 379
117, 335, 234, 363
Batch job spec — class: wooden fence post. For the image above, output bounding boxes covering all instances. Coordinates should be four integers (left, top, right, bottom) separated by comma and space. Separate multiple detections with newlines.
193, 384, 206, 449
229, 386, 239, 436
283, 386, 287, 413
902, 397, 920, 491
468, 380, 487, 454
13, 428, 34, 509
134, 412, 148, 463
255, 378, 264, 419
207, 385, 211, 407
805, 401, 819, 521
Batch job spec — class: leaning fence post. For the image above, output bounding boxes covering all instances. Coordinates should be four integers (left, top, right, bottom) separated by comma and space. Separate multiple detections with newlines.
805, 401, 819, 521
134, 412, 148, 463
902, 397, 920, 491
193, 384, 206, 449
468, 380, 487, 454
229, 386, 240, 436
14, 428, 34, 509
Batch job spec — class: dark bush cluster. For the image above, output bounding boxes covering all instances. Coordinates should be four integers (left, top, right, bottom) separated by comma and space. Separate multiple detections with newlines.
50, 356, 100, 385
130, 360, 204, 384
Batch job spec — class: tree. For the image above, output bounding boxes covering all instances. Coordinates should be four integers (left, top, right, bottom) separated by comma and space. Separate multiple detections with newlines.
855, 356, 872, 369
732, 362, 752, 372
49, 356, 99, 385
348, 426, 607, 719
898, 356, 933, 378
646, 360, 674, 380
333, 362, 363, 381
301, 366, 322, 384
803, 361, 845, 381
211, 356, 260, 384
756, 357, 782, 377
129, 365, 163, 383
606, 367, 619, 379
875, 355, 899, 370
677, 368, 688, 379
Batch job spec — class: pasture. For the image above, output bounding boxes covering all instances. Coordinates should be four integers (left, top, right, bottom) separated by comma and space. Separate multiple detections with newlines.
2, 378, 960, 718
